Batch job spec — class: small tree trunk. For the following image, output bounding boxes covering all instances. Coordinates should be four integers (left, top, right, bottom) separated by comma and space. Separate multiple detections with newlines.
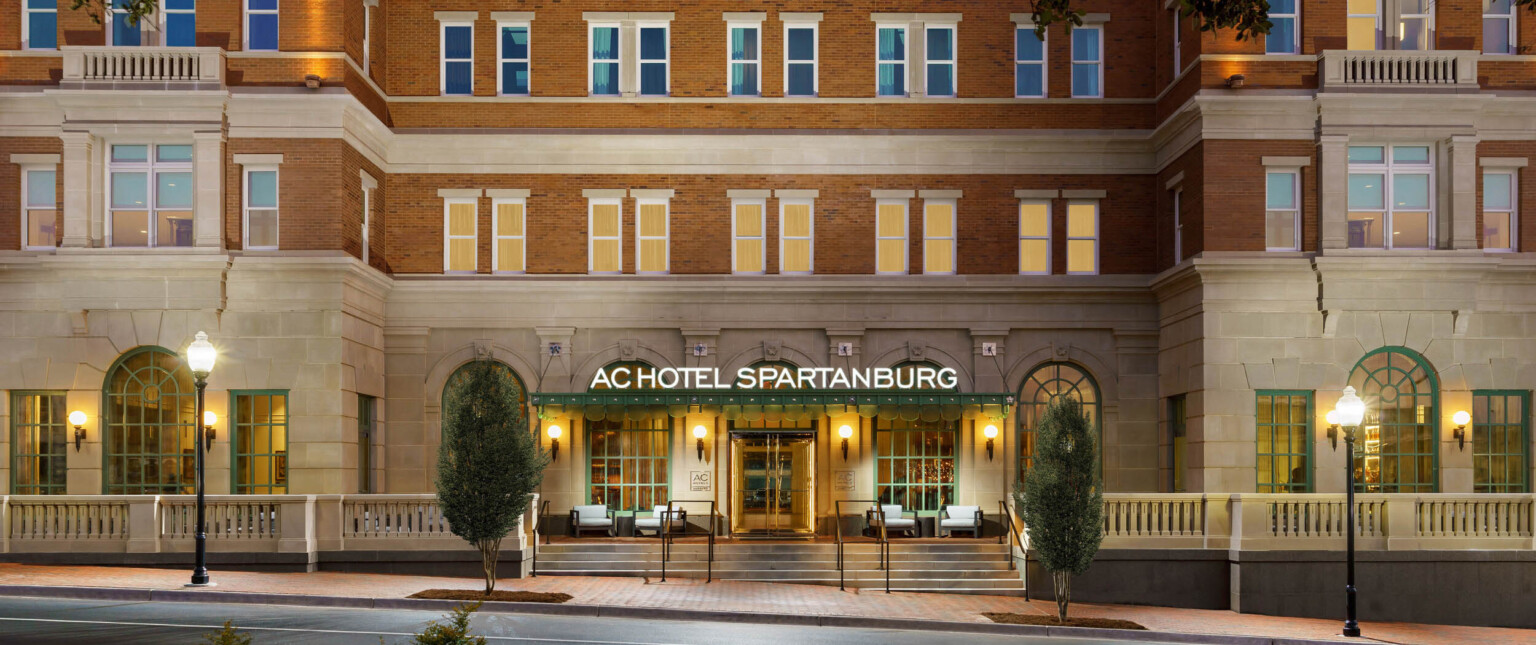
480, 538, 502, 595
1052, 571, 1071, 623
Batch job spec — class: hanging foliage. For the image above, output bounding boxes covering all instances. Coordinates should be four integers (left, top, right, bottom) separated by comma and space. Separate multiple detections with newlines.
1029, 0, 1275, 41
72, 0, 160, 26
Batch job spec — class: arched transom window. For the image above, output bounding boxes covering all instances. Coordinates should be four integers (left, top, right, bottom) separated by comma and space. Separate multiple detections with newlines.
104, 347, 197, 494
1347, 347, 1438, 492
1016, 362, 1100, 475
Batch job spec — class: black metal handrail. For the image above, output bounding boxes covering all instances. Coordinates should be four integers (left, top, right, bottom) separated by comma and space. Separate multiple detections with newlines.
531, 499, 550, 577
834, 500, 890, 594
659, 499, 717, 583
998, 499, 1029, 600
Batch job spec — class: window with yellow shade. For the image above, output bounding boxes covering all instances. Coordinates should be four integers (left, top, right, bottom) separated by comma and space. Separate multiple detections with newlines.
876, 200, 908, 274
493, 198, 526, 273
733, 199, 766, 274
1019, 201, 1051, 274
637, 199, 669, 274
589, 199, 622, 274
444, 198, 477, 273
780, 199, 814, 274
1066, 201, 1098, 275
923, 200, 956, 274
1347, 0, 1380, 49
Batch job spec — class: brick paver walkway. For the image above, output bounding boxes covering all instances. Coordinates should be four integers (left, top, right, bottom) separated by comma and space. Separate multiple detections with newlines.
0, 564, 1528, 645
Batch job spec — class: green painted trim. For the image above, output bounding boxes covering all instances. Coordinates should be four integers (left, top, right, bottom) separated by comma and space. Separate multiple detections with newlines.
1347, 346, 1440, 493
1255, 389, 1314, 493
99, 346, 196, 495
10, 390, 68, 495
1471, 389, 1530, 493
533, 390, 1014, 407
582, 415, 672, 514
229, 389, 290, 495
872, 417, 960, 515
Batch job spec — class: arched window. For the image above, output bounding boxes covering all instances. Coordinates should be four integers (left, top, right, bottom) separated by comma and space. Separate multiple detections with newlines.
1347, 347, 1438, 492
103, 347, 197, 494
442, 360, 527, 414
1016, 362, 1100, 474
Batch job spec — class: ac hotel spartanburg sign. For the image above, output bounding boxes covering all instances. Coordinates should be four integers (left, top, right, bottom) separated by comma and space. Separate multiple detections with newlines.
589, 364, 961, 391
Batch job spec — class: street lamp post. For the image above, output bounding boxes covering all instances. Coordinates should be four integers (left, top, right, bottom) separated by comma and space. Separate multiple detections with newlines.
1334, 386, 1367, 638
185, 331, 217, 587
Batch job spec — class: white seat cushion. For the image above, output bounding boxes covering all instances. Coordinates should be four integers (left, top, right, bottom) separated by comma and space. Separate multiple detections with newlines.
574, 505, 609, 521
634, 518, 661, 528
576, 518, 613, 527
945, 506, 980, 522
882, 518, 916, 528
940, 518, 978, 528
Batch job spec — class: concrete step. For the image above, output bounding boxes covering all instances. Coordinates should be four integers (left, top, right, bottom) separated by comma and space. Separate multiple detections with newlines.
535, 559, 1012, 572
536, 551, 1008, 563
537, 544, 1008, 555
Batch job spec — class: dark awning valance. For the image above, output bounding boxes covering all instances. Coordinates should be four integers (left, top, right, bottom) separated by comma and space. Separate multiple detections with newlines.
531, 390, 1016, 423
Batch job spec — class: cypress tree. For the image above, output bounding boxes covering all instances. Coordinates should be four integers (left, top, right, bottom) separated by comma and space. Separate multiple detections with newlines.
436, 360, 548, 594
1016, 397, 1103, 622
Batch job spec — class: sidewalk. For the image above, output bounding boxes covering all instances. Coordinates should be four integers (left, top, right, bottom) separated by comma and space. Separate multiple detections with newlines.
0, 564, 1528, 645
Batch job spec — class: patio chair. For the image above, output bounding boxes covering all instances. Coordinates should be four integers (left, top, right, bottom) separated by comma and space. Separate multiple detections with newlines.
570, 504, 616, 537
939, 505, 983, 538
632, 505, 688, 537
866, 504, 917, 538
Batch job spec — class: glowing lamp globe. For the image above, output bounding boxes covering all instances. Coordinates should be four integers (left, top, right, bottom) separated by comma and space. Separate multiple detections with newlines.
68, 410, 87, 427
186, 331, 217, 376
546, 425, 562, 440
1452, 410, 1471, 426
1325, 409, 1340, 426
983, 424, 999, 439
838, 425, 854, 439
692, 425, 708, 439
203, 410, 217, 427
1335, 386, 1366, 428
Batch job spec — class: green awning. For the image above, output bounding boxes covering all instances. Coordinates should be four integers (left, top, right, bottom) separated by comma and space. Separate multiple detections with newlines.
531, 390, 1016, 422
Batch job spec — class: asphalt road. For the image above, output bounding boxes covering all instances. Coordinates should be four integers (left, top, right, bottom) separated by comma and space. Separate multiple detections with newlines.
0, 595, 1169, 645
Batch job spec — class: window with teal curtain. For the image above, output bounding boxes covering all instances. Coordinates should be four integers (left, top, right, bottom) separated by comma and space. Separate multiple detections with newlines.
591, 26, 619, 95
730, 26, 759, 96
639, 26, 668, 95
877, 27, 905, 96
500, 25, 530, 95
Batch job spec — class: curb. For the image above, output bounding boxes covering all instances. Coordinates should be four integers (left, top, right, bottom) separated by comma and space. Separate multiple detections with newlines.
0, 584, 1350, 645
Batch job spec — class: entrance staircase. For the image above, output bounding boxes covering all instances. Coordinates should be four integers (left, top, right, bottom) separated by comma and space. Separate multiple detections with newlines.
534, 540, 1025, 596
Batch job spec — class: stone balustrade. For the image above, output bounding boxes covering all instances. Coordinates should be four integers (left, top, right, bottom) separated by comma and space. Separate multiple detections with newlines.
60, 46, 225, 87
1, 494, 538, 555
1318, 50, 1479, 91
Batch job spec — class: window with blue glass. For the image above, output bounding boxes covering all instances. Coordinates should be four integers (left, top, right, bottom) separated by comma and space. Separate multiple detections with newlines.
1071, 26, 1102, 98
1015, 27, 1045, 98
441, 23, 473, 95
108, 144, 193, 248
110, 0, 141, 46
925, 26, 955, 97
785, 25, 816, 96
590, 25, 620, 95
246, 0, 278, 51
729, 25, 760, 96
639, 25, 668, 95
877, 26, 906, 96
165, 0, 195, 47
499, 24, 529, 95
23, 0, 57, 50
1267, 0, 1299, 54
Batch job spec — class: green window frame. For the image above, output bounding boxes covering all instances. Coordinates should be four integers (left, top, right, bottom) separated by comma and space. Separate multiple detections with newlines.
1472, 390, 1529, 493
102, 346, 197, 494
1169, 394, 1187, 492
11, 391, 68, 495
586, 418, 671, 513
1256, 390, 1313, 493
1347, 347, 1438, 493
358, 393, 376, 494
875, 418, 957, 512
231, 390, 288, 495
1017, 362, 1100, 476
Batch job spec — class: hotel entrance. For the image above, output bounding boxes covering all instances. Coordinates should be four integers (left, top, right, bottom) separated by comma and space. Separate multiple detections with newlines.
730, 430, 815, 537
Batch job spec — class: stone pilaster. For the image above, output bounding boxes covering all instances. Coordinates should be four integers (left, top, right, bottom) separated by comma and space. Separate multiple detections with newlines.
1318, 134, 1349, 250
1447, 134, 1480, 250
60, 131, 93, 248
193, 130, 225, 248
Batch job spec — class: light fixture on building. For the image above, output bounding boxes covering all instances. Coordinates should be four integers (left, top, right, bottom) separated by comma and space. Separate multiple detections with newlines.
1326, 409, 1341, 451
203, 410, 218, 452
838, 424, 854, 461
1226, 73, 1246, 88
69, 410, 87, 452
304, 74, 322, 89
546, 424, 562, 462
983, 424, 999, 462
1451, 410, 1471, 451
1332, 385, 1367, 639
693, 424, 708, 461
184, 331, 218, 589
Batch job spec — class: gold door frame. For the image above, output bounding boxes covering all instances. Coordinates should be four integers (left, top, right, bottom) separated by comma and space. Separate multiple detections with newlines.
728, 425, 815, 537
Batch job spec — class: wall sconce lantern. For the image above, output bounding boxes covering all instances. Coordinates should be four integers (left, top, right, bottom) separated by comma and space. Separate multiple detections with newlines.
1452, 410, 1471, 451
547, 424, 562, 462
983, 424, 998, 462
838, 424, 854, 461
203, 410, 218, 452
69, 410, 87, 451
693, 424, 708, 461
304, 74, 322, 89
1326, 409, 1340, 451
1226, 73, 1246, 88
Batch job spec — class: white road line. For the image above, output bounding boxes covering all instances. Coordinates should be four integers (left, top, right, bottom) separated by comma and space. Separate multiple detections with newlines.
0, 615, 687, 644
